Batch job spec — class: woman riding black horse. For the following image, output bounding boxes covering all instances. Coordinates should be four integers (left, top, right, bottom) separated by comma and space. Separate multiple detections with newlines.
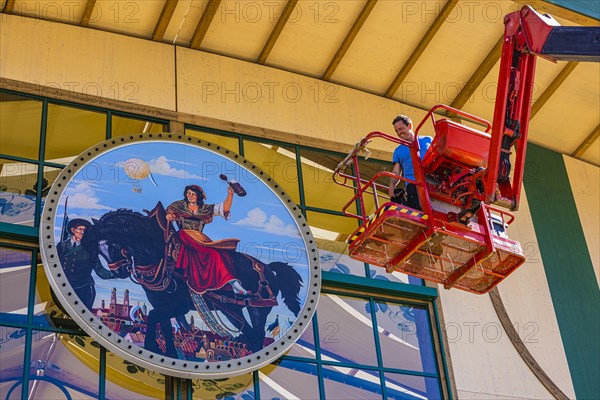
84, 203, 303, 359
165, 184, 249, 296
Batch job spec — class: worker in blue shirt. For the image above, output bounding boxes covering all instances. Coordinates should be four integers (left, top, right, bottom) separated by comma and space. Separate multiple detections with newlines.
388, 115, 432, 211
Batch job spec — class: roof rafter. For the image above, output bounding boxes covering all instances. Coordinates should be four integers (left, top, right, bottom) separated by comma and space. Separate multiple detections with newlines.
322, 0, 378, 81
80, 0, 97, 27
384, 0, 459, 98
530, 61, 578, 119
190, 0, 222, 50
571, 124, 600, 159
2, 0, 15, 13
152, 0, 179, 42
449, 36, 503, 112
257, 0, 298, 64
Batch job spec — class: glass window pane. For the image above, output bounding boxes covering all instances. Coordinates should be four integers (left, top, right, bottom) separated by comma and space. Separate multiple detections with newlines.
112, 115, 166, 137
0, 326, 27, 399
384, 372, 441, 400
186, 128, 240, 153
105, 350, 164, 399
34, 263, 77, 329
0, 159, 38, 226
191, 372, 254, 399
259, 359, 319, 399
301, 148, 379, 216
322, 364, 382, 400
28, 331, 100, 399
307, 211, 358, 249
243, 141, 300, 204
355, 157, 391, 186
35, 165, 63, 223
367, 264, 412, 284
374, 301, 437, 374
0, 246, 32, 319
317, 294, 378, 366
0, 92, 42, 160
286, 316, 316, 359
319, 242, 366, 277
45, 104, 106, 162
355, 157, 394, 198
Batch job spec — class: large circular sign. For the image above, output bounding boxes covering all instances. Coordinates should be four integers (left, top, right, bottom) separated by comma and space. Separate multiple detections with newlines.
40, 133, 320, 378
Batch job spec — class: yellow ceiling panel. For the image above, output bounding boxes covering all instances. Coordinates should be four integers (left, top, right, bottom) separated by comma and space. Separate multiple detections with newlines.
458, 61, 500, 125
580, 137, 599, 166
11, 0, 87, 24
265, 0, 366, 77
395, 0, 517, 109
330, 0, 446, 94
527, 62, 600, 160
460, 58, 570, 127
88, 0, 165, 38
201, 1, 288, 61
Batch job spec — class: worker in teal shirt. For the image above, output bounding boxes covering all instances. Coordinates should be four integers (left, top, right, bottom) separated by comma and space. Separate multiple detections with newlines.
388, 115, 432, 211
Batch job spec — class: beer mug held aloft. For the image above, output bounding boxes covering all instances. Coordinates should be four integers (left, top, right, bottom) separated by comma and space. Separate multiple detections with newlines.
220, 174, 247, 197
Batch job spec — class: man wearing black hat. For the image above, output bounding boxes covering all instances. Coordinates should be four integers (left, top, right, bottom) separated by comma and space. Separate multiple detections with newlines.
57, 218, 118, 310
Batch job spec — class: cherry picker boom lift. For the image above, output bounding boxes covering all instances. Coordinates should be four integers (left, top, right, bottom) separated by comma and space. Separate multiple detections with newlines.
332, 6, 600, 294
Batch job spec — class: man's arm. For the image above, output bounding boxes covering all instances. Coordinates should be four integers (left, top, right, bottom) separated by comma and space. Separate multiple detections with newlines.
388, 162, 402, 198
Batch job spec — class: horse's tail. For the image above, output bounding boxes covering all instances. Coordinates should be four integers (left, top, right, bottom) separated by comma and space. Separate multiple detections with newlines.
270, 262, 302, 316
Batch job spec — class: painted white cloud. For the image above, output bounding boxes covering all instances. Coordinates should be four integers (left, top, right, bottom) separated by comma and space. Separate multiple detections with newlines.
234, 208, 300, 238
147, 156, 203, 179
63, 181, 111, 210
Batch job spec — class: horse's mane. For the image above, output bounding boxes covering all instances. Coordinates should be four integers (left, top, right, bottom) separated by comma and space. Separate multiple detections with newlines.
89, 208, 165, 262
96, 209, 157, 235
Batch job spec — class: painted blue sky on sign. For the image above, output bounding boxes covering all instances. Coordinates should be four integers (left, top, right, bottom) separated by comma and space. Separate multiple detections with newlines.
53, 141, 309, 324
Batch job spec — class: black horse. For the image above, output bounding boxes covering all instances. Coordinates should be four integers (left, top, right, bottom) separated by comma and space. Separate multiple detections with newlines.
83, 203, 303, 358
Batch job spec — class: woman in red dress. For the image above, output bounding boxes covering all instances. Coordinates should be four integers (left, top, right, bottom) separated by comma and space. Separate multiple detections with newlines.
166, 185, 248, 295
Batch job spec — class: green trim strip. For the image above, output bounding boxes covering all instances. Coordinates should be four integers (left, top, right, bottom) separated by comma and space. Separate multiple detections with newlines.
99, 347, 107, 400
322, 271, 438, 301
547, 0, 600, 20
524, 144, 599, 399
433, 301, 453, 399
0, 223, 38, 241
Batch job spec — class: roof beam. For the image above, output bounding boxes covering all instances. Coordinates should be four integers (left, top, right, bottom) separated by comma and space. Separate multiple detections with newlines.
384, 0, 459, 98
152, 0, 179, 41
449, 37, 503, 112
258, 0, 298, 64
571, 124, 600, 159
512, 0, 599, 27
80, 0, 97, 27
2, 0, 15, 13
322, 0, 378, 81
530, 61, 578, 119
190, 0, 222, 50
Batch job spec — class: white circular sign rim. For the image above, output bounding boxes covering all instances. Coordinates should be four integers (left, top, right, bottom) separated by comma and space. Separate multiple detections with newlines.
39, 132, 321, 379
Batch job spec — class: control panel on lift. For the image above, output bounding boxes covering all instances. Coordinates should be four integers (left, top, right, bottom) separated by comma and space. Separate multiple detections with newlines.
332, 6, 600, 294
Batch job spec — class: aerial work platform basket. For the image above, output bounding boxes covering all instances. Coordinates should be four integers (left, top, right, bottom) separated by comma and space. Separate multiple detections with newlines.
333, 107, 525, 294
